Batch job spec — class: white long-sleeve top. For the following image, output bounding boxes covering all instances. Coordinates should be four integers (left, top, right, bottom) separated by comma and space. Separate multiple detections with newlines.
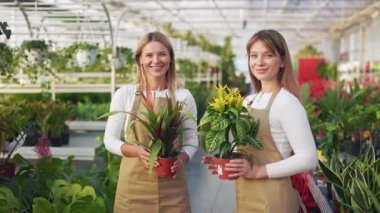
104, 84, 199, 159
243, 88, 318, 178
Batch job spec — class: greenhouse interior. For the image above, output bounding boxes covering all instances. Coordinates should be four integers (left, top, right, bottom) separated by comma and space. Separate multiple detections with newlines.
0, 0, 379, 212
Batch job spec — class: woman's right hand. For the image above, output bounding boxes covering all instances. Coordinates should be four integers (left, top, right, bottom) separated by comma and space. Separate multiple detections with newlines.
136, 146, 152, 168
121, 144, 158, 168
201, 155, 217, 175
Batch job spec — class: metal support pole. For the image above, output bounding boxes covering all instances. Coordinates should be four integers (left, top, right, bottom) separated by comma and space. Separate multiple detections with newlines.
15, 0, 33, 38
101, 1, 116, 98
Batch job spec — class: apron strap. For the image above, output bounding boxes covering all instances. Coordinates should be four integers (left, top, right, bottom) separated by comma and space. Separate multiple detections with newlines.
265, 88, 281, 111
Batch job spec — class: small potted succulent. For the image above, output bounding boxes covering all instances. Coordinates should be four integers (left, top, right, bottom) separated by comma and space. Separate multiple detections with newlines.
100, 92, 195, 177
199, 84, 262, 180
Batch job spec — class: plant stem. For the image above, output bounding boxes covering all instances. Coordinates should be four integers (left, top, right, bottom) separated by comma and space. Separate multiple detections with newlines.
224, 125, 231, 158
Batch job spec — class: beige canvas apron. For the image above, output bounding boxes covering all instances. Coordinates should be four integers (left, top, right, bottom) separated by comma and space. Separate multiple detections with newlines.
113, 86, 191, 213
236, 89, 300, 213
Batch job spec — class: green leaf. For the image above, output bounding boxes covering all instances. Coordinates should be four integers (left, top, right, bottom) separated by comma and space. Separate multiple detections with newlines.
32, 197, 54, 213
213, 119, 229, 131
319, 160, 345, 200
148, 140, 163, 175
205, 130, 224, 153
97, 111, 126, 120
235, 120, 246, 141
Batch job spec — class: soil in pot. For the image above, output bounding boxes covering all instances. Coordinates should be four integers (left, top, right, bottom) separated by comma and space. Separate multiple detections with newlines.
214, 153, 241, 180
155, 156, 177, 177
0, 162, 16, 177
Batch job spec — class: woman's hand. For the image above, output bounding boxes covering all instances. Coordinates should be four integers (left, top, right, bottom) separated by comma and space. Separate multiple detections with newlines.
121, 144, 158, 168
201, 155, 217, 175
225, 159, 268, 179
171, 152, 189, 178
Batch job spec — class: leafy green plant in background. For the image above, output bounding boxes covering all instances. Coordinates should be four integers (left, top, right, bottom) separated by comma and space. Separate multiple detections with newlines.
0, 42, 14, 79
296, 44, 323, 58
176, 58, 198, 78
186, 82, 215, 123
314, 81, 373, 159
0, 186, 20, 213
317, 61, 338, 81
0, 101, 31, 164
73, 102, 109, 121
14, 40, 51, 82
0, 154, 75, 211
319, 146, 380, 213
32, 179, 105, 213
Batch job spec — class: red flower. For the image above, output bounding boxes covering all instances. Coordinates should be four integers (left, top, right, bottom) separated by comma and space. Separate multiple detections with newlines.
34, 134, 51, 158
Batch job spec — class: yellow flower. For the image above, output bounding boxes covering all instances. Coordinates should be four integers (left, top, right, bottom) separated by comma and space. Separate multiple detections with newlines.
363, 130, 371, 139
317, 149, 326, 162
216, 84, 228, 99
210, 97, 226, 112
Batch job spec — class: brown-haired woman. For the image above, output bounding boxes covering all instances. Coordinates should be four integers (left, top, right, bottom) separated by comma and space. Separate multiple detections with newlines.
104, 31, 198, 212
203, 29, 318, 212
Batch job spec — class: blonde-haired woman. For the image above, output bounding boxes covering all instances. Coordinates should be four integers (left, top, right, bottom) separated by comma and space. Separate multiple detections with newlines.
203, 29, 318, 212
104, 31, 198, 213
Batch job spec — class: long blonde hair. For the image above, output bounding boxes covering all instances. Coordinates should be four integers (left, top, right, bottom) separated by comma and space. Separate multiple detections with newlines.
246, 29, 300, 99
134, 31, 177, 94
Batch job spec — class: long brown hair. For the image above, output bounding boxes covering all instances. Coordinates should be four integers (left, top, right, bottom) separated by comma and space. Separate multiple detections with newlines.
134, 31, 177, 94
246, 29, 300, 99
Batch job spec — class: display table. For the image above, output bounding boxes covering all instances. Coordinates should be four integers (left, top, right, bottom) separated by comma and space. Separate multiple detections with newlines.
12, 121, 106, 161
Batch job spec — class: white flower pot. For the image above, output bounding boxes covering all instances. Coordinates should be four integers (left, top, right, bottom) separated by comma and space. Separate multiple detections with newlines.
75, 49, 97, 67
23, 49, 47, 66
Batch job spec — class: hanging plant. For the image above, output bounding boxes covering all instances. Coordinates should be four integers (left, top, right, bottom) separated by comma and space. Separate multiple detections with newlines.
0, 42, 14, 79
60, 43, 99, 70
18, 40, 48, 66
100, 47, 134, 74
14, 40, 51, 83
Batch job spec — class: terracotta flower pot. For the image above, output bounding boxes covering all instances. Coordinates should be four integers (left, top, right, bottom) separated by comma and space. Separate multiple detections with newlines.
155, 156, 177, 177
0, 162, 16, 177
213, 154, 240, 180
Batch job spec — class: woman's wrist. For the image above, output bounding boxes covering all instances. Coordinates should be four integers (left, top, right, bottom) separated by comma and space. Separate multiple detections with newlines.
178, 152, 190, 165
120, 143, 138, 157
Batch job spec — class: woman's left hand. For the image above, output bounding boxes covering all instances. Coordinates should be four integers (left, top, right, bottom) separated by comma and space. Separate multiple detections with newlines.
225, 159, 268, 179
171, 152, 189, 178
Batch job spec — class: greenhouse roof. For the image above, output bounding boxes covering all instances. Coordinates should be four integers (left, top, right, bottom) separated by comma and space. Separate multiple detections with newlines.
1, 0, 379, 62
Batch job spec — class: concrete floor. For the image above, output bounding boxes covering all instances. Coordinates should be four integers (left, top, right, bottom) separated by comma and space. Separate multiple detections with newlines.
185, 150, 236, 213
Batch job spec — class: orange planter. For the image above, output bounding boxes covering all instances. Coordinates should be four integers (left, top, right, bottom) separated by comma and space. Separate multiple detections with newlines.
155, 156, 177, 177
213, 157, 239, 180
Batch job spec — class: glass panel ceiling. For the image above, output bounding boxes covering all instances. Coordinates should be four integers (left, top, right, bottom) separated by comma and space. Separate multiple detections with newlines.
0, 0, 378, 61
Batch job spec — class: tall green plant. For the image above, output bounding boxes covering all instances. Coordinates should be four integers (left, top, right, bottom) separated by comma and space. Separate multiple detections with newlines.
319, 146, 380, 213
315, 81, 373, 158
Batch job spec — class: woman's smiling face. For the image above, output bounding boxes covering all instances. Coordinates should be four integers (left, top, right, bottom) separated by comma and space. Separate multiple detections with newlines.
249, 40, 284, 84
140, 41, 171, 82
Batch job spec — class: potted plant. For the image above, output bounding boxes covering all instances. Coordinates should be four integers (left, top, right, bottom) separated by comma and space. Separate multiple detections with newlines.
18, 40, 48, 66
99, 92, 195, 177
0, 42, 14, 79
46, 101, 73, 147
14, 40, 50, 83
319, 146, 380, 212
0, 102, 30, 177
199, 84, 262, 180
